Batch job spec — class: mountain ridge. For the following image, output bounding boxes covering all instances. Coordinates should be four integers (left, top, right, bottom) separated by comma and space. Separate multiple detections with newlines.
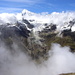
0, 9, 75, 32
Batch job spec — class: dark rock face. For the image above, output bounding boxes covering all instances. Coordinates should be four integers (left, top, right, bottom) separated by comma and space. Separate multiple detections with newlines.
61, 19, 75, 39
41, 23, 57, 33
61, 19, 75, 40
61, 29, 71, 37
68, 19, 75, 28
29, 20, 35, 22
51, 25, 56, 31
22, 19, 34, 29
62, 30, 75, 41
0, 23, 31, 56
0, 23, 30, 39
16, 22, 30, 37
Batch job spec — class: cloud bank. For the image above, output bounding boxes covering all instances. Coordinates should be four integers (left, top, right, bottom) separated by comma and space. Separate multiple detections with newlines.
0, 42, 75, 75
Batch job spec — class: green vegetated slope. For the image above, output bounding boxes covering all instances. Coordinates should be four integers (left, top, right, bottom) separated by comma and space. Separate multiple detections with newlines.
40, 31, 75, 52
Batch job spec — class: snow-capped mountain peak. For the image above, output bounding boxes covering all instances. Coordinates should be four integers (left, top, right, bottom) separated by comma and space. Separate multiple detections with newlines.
22, 9, 35, 16
0, 9, 75, 33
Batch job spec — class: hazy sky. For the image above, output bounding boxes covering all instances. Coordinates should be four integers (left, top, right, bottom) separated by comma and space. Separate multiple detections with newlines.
0, 0, 75, 13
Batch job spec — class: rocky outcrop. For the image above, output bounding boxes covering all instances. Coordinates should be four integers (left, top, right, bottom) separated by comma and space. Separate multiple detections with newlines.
22, 19, 34, 29
40, 23, 57, 34
0, 23, 30, 39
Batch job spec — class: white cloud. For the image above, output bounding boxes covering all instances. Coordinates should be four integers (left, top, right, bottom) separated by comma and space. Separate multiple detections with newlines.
0, 42, 75, 75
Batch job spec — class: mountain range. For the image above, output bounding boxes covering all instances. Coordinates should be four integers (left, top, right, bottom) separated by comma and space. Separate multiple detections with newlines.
0, 9, 75, 75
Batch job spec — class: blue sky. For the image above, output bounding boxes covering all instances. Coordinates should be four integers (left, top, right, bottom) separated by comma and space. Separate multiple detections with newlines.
0, 0, 75, 13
